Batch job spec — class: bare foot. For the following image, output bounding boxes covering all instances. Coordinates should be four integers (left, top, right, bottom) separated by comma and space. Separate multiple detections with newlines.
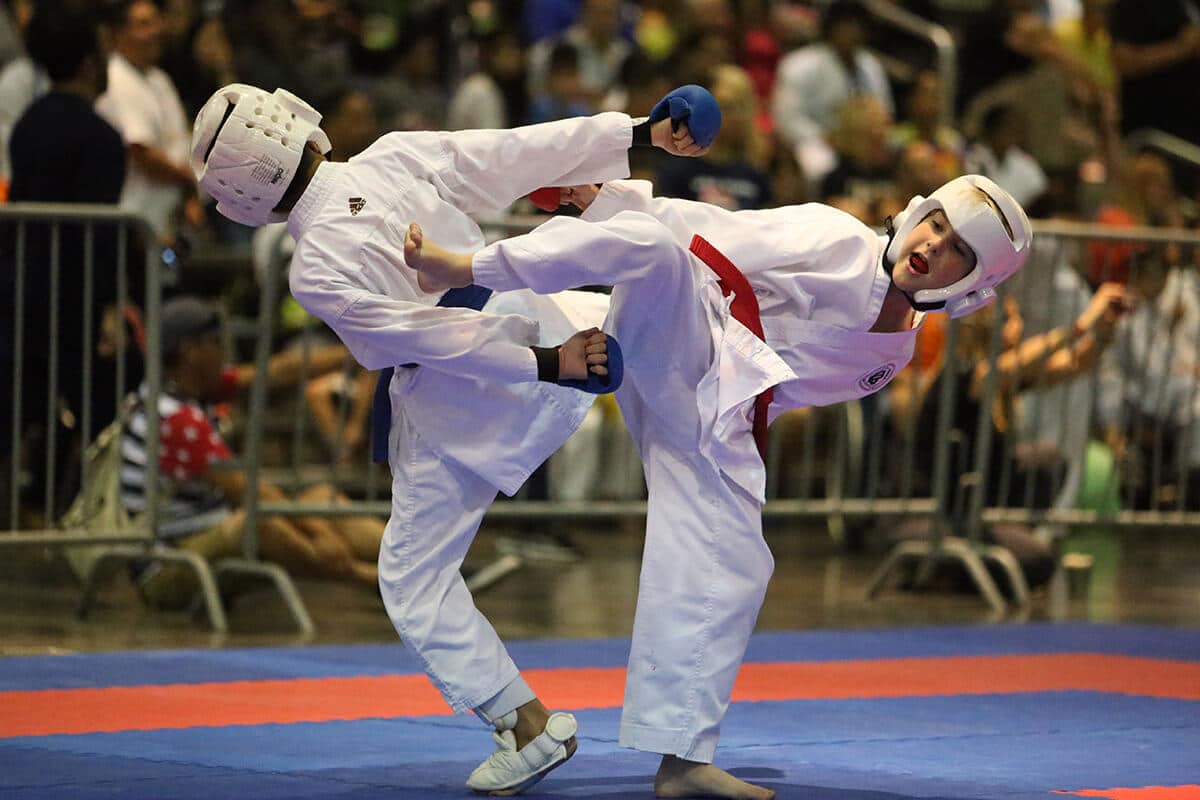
654, 755, 775, 800
403, 222, 474, 293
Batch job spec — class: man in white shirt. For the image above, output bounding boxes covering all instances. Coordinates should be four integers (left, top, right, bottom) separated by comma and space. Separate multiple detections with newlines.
771, 0, 894, 184
96, 0, 196, 241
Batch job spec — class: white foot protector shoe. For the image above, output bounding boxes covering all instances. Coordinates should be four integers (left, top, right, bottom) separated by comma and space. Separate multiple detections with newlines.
466, 711, 578, 795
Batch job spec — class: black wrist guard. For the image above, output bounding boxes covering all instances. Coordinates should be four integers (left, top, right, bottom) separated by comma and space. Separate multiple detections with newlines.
532, 346, 560, 382
632, 119, 653, 148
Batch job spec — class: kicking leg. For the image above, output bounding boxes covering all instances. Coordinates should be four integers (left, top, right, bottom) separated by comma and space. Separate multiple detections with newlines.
406, 212, 690, 298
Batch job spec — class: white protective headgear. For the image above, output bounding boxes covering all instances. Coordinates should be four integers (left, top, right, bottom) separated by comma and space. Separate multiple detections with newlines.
190, 83, 332, 227
884, 174, 1032, 318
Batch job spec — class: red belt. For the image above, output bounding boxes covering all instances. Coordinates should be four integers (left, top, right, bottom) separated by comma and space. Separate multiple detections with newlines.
688, 234, 774, 459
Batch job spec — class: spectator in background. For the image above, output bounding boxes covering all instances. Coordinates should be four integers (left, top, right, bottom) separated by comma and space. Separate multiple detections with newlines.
0, 0, 44, 198
320, 86, 380, 161
1110, 0, 1200, 148
1090, 151, 1186, 286
820, 95, 897, 222
97, 0, 201, 244
886, 282, 1130, 593
370, 18, 450, 131
771, 0, 893, 188
0, 0, 29, 66
160, 5, 238, 118
0, 1, 135, 522
527, 42, 593, 123
891, 69, 964, 182
617, 52, 675, 181
964, 104, 1049, 210
527, 0, 633, 112
447, 27, 528, 131
956, 0, 1042, 113
656, 64, 772, 210
1054, 0, 1117, 93
123, 296, 384, 610
884, 140, 953, 219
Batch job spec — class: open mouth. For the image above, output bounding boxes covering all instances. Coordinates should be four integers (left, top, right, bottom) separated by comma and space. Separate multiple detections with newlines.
909, 253, 929, 275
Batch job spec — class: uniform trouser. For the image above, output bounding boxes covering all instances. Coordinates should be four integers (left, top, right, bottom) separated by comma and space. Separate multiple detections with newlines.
379, 402, 521, 714
473, 212, 775, 761
374, 114, 629, 723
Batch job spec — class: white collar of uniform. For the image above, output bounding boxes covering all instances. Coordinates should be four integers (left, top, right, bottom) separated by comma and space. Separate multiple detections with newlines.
288, 160, 338, 239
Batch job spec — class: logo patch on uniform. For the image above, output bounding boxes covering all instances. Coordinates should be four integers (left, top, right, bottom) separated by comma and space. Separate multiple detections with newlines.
858, 363, 896, 392
348, 197, 366, 216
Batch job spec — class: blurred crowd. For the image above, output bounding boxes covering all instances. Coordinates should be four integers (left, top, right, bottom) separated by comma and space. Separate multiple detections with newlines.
2, 0, 1199, 236
3, 0, 1200, 597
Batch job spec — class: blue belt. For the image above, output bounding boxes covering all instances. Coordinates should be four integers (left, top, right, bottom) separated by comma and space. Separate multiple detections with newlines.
371, 285, 494, 464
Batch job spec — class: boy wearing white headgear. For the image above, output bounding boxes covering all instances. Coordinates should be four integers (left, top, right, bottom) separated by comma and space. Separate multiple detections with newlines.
407, 173, 1031, 800
190, 82, 716, 796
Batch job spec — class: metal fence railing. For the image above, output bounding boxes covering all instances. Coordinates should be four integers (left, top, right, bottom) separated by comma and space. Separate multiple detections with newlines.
10, 205, 1198, 625
0, 203, 312, 635
240, 215, 1200, 616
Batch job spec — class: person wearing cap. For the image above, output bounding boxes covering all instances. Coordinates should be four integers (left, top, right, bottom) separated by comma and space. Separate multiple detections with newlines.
121, 295, 386, 608
188, 81, 717, 795
405, 172, 1033, 800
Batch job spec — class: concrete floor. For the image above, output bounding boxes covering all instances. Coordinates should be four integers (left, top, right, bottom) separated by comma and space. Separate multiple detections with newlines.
1, 518, 1197, 656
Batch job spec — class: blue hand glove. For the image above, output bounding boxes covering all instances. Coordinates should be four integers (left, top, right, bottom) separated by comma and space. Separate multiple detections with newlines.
559, 334, 624, 394
648, 84, 722, 149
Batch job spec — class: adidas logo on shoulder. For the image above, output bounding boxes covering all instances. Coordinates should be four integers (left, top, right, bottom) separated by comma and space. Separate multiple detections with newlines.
348, 197, 366, 216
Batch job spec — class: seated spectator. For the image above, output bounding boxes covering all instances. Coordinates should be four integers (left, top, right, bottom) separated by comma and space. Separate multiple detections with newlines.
655, 64, 772, 210
820, 95, 897, 222
770, 0, 893, 186
123, 297, 383, 609
890, 69, 964, 182
964, 104, 1049, 210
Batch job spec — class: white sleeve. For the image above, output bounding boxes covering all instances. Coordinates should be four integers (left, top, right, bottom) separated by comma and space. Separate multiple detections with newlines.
419, 112, 634, 215
289, 239, 541, 382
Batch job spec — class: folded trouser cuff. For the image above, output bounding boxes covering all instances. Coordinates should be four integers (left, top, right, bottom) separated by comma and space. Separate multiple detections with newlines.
618, 721, 718, 763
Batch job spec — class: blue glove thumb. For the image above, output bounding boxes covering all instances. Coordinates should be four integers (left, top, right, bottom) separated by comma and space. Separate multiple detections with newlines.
649, 84, 722, 149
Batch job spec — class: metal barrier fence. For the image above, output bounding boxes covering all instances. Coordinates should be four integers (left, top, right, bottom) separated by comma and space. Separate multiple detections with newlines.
242, 215, 1200, 615
7, 205, 1195, 629
0, 203, 312, 635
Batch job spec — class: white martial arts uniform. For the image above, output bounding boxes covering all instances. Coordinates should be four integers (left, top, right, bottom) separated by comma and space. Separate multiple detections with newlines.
470, 180, 923, 761
286, 114, 634, 719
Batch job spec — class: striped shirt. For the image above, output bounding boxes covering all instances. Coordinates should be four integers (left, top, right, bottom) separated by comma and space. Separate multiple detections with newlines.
120, 384, 233, 539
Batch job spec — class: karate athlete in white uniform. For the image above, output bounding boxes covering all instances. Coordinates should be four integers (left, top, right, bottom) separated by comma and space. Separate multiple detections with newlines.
188, 83, 716, 796
407, 173, 1032, 800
